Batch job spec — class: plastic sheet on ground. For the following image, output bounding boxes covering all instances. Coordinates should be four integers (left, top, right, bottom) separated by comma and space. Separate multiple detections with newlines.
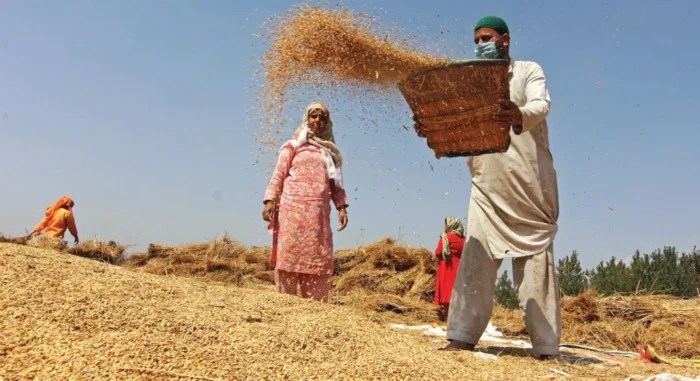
388, 321, 530, 346
388, 322, 641, 367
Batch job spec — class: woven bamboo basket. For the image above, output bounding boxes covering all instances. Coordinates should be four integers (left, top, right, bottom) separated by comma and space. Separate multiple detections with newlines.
398, 59, 511, 158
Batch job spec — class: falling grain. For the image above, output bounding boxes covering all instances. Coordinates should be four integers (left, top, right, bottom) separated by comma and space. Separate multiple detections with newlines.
257, 5, 449, 149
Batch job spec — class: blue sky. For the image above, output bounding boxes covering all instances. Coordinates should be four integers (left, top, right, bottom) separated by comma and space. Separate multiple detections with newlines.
1, 1, 698, 270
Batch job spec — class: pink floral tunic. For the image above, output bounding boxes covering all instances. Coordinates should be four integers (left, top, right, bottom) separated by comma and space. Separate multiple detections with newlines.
264, 142, 348, 275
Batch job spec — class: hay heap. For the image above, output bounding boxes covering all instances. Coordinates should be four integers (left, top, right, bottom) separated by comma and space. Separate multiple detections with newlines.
7, 243, 683, 380
121, 235, 700, 358
563, 293, 700, 358
332, 237, 439, 323
25, 234, 68, 251
1, 233, 129, 265
492, 291, 700, 358
0, 233, 29, 245
67, 239, 127, 264
123, 236, 438, 322
123, 235, 274, 285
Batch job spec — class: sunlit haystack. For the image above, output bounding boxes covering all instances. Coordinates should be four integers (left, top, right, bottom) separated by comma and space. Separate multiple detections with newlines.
26, 235, 67, 251
493, 291, 700, 358
123, 235, 273, 286
331, 237, 439, 322
0, 233, 29, 245
67, 239, 127, 264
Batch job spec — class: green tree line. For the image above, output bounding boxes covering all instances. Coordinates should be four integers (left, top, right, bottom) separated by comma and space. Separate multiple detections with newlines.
496, 246, 699, 308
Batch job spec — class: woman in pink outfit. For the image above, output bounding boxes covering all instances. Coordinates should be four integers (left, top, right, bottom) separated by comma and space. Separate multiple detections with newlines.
262, 101, 349, 302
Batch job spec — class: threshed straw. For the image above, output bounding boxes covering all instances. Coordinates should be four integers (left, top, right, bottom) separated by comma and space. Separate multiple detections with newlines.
67, 239, 127, 264
4, 231, 699, 359
495, 291, 700, 358
2, 233, 128, 264
562, 293, 700, 358
601, 295, 659, 323
26, 235, 67, 251
0, 233, 29, 245
10, 243, 687, 380
332, 292, 438, 324
122, 235, 273, 286
332, 237, 439, 322
124, 236, 441, 323
561, 290, 601, 323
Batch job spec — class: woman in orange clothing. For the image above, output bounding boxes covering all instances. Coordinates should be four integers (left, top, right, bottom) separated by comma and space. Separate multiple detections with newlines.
28, 196, 79, 244
434, 216, 466, 321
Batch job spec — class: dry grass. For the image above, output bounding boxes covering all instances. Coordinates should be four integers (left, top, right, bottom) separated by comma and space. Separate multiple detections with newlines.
333, 237, 435, 299
122, 235, 273, 286
67, 239, 127, 264
0, 233, 29, 245
5, 231, 699, 361
122, 236, 439, 323
121, 236, 700, 359
4, 242, 696, 380
332, 237, 439, 322
493, 291, 700, 358
333, 292, 438, 325
491, 304, 528, 337
25, 234, 67, 251
561, 290, 602, 323
1, 233, 131, 266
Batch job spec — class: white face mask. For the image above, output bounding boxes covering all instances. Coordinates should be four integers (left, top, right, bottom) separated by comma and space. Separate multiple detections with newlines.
474, 36, 505, 59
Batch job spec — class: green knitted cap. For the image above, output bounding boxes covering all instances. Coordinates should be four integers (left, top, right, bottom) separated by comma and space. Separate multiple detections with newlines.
474, 16, 509, 34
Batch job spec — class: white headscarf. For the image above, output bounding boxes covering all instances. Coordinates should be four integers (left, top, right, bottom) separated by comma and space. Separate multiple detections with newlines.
290, 101, 344, 187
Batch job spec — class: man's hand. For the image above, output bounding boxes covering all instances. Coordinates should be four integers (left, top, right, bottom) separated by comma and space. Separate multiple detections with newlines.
412, 114, 427, 138
262, 200, 275, 222
337, 208, 348, 232
494, 99, 523, 135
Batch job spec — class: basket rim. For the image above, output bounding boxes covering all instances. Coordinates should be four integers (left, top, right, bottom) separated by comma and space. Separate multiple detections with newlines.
398, 59, 509, 88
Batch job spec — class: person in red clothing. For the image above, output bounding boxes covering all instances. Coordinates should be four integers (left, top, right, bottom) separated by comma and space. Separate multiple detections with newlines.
433, 216, 466, 321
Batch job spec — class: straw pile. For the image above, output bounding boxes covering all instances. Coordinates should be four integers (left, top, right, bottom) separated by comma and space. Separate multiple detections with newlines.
25, 234, 68, 251
121, 236, 438, 322
0, 233, 129, 265
566, 294, 700, 358
492, 291, 700, 358
67, 239, 127, 264
118, 237, 700, 357
8, 242, 686, 380
122, 235, 274, 286
331, 237, 439, 323
0, 233, 29, 245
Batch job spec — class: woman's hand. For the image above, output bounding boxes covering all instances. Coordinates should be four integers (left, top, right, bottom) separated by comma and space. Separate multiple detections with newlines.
262, 200, 276, 222
337, 207, 348, 232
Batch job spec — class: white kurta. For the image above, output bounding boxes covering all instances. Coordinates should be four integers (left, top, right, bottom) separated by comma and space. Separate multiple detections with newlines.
467, 59, 559, 259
